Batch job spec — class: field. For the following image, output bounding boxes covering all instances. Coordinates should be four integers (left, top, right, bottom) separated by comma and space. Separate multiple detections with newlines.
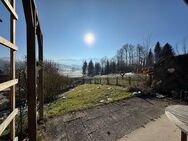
45, 84, 133, 118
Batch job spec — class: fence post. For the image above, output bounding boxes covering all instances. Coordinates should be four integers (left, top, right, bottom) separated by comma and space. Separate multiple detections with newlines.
116, 77, 118, 85
107, 77, 109, 85
82, 77, 85, 84
129, 77, 131, 86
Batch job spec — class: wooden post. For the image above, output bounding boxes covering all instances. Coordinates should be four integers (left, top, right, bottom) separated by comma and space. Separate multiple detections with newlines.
128, 77, 131, 86
27, 18, 37, 141
38, 31, 43, 120
10, 0, 16, 140
116, 77, 118, 85
22, 0, 37, 140
181, 131, 187, 141
107, 77, 109, 85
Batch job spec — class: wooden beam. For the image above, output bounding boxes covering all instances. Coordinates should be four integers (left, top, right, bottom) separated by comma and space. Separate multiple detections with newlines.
0, 79, 18, 92
22, 0, 34, 27
10, 0, 16, 140
2, 0, 18, 20
0, 36, 17, 50
22, 0, 37, 140
181, 131, 187, 141
32, 0, 41, 32
14, 137, 18, 141
38, 32, 44, 120
0, 109, 18, 135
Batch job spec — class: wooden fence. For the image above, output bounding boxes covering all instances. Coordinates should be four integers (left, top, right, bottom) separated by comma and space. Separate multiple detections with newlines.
68, 75, 147, 88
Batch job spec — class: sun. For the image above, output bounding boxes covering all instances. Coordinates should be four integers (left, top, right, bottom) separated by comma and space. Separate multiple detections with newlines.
84, 33, 95, 45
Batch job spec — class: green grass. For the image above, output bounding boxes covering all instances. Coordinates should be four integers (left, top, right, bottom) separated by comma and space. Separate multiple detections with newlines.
45, 84, 133, 118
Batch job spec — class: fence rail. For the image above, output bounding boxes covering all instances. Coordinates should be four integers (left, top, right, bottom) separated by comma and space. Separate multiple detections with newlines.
66, 75, 147, 89
0, 109, 18, 135
0, 79, 18, 91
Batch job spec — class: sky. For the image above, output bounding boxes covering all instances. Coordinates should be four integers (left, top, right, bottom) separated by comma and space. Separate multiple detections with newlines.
0, 0, 188, 65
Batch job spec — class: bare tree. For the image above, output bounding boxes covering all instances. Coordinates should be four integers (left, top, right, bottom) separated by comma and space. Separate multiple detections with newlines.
142, 33, 152, 66
116, 48, 126, 79
182, 37, 187, 54
128, 44, 134, 65
100, 57, 107, 75
123, 44, 128, 66
175, 43, 179, 55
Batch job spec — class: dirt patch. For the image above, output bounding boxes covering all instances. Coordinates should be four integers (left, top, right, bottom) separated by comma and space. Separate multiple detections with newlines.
45, 97, 178, 141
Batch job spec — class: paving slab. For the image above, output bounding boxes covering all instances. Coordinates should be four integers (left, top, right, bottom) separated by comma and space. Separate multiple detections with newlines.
46, 97, 178, 141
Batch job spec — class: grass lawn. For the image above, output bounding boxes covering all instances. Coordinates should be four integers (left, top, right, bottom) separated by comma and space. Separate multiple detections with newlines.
45, 84, 133, 118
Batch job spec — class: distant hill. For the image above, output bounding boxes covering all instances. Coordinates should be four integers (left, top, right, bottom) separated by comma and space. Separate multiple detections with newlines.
0, 57, 9, 72
60, 64, 81, 71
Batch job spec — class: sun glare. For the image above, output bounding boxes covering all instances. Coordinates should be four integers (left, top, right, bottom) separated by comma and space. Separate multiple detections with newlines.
84, 33, 95, 45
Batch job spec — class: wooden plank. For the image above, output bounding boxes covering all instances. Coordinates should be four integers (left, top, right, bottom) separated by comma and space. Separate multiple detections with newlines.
0, 109, 18, 135
2, 0, 18, 20
165, 105, 188, 135
181, 131, 187, 141
0, 36, 17, 50
0, 79, 18, 92
14, 137, 18, 141
9, 0, 16, 139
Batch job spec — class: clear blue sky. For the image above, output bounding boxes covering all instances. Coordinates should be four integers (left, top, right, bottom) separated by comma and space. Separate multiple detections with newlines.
0, 0, 188, 63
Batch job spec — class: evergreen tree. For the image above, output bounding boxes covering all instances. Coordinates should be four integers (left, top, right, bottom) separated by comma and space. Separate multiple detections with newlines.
105, 60, 110, 74
161, 43, 175, 59
87, 60, 94, 76
110, 61, 116, 74
154, 41, 161, 63
146, 49, 154, 67
94, 62, 101, 75
82, 61, 87, 76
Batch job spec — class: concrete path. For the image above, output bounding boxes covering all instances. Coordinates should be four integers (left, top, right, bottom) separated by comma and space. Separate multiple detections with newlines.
118, 114, 181, 141
46, 97, 178, 141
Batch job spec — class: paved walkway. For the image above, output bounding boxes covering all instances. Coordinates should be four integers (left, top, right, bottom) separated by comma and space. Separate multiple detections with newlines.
46, 97, 178, 141
118, 114, 180, 141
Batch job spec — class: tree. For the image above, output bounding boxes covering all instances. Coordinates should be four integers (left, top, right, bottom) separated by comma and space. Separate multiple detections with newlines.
182, 37, 187, 54
154, 41, 161, 63
146, 49, 154, 67
94, 62, 101, 75
82, 61, 87, 76
105, 60, 110, 74
161, 43, 175, 58
136, 44, 144, 66
100, 57, 107, 75
116, 48, 126, 78
88, 60, 94, 76
110, 61, 116, 74
128, 44, 134, 65
123, 44, 128, 66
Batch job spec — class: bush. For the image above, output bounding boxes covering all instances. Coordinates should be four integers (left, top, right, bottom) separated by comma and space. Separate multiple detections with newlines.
43, 60, 68, 103
127, 86, 141, 92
